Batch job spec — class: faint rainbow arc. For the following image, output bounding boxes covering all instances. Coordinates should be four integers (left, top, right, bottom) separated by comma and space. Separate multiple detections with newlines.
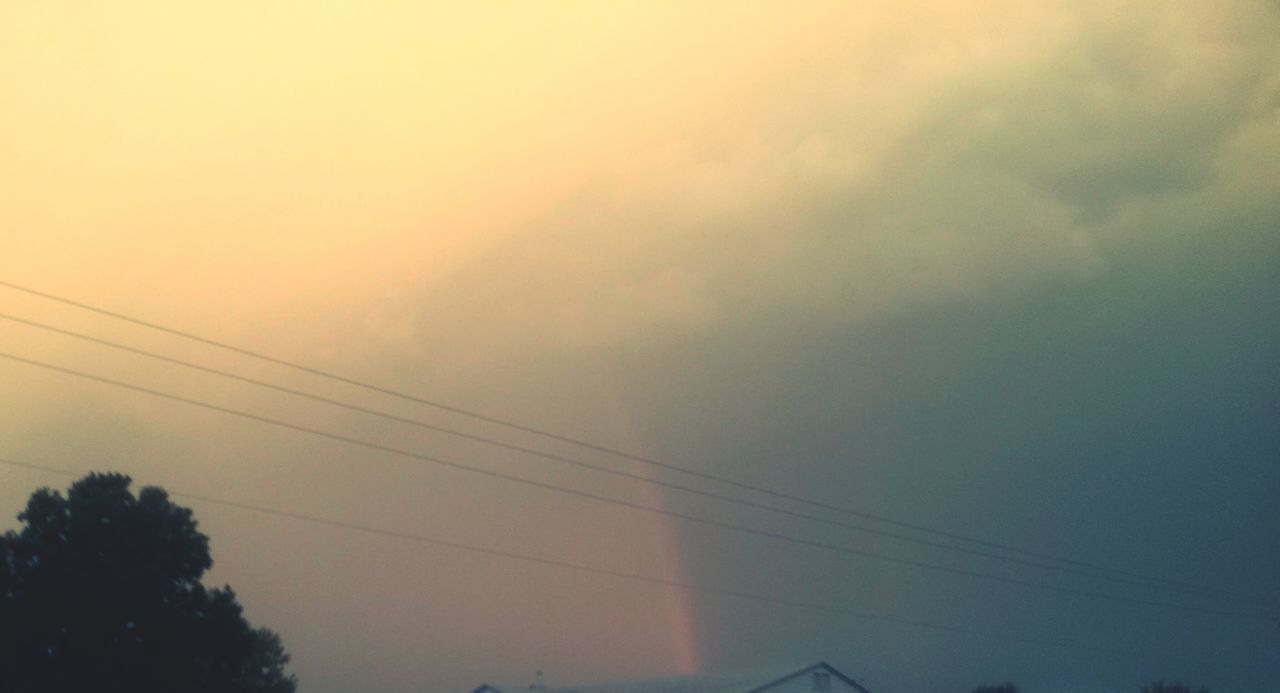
590, 371, 701, 676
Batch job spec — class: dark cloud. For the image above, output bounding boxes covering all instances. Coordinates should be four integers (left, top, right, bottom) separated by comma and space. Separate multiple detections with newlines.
599, 215, 1280, 691
369, 4, 1280, 689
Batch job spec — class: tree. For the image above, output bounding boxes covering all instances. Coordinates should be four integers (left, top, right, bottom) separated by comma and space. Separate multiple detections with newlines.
972, 684, 1020, 693
0, 472, 297, 693
1142, 682, 1210, 693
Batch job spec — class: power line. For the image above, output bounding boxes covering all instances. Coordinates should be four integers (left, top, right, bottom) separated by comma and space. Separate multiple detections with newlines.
0, 278, 1265, 608
4, 310, 1258, 607
0, 455, 1156, 660
0, 350, 1266, 622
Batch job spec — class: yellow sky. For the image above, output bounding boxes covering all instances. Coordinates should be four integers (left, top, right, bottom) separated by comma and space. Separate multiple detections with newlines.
2, 4, 872, 681
2, 3, 832, 313
0, 1, 1087, 329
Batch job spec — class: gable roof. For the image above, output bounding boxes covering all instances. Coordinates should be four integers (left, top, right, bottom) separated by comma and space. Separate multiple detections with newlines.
743, 662, 869, 693
515, 661, 869, 693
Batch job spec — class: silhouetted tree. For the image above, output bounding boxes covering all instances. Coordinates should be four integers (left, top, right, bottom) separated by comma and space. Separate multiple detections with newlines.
0, 472, 296, 693
972, 684, 1020, 693
1142, 682, 1209, 693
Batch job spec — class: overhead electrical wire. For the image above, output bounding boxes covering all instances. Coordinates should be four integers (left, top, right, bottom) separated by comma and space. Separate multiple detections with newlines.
0, 279, 1272, 610
0, 455, 1164, 662
0, 349, 1267, 622
2, 310, 1260, 608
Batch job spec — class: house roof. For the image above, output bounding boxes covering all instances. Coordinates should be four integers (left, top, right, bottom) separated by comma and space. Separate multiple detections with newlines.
521, 661, 869, 693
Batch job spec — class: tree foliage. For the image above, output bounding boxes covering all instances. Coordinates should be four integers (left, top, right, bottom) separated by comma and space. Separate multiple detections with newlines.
0, 472, 296, 693
1142, 682, 1210, 693
972, 684, 1020, 693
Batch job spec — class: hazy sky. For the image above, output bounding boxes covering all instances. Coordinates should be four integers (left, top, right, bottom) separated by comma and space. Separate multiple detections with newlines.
2, 2, 1278, 692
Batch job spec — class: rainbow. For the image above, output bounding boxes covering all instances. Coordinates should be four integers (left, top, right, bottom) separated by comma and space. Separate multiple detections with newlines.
593, 371, 701, 675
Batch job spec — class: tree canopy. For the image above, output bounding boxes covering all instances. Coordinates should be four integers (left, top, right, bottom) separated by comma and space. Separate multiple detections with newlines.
0, 472, 296, 693
972, 684, 1020, 693
1142, 682, 1210, 693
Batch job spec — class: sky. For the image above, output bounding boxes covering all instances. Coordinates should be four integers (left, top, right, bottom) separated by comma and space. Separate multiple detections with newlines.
1, 1, 1278, 691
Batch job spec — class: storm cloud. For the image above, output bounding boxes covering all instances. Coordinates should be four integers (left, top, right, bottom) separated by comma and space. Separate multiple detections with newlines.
2, 2, 1278, 692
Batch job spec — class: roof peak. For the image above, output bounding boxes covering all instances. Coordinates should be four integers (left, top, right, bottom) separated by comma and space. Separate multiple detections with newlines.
491, 661, 867, 693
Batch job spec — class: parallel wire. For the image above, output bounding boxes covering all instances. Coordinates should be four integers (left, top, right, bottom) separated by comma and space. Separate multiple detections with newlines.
0, 455, 1153, 660
0, 350, 1266, 622
3, 310, 1258, 607
0, 279, 1266, 607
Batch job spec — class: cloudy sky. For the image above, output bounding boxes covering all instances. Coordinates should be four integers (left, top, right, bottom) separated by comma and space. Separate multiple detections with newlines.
2, 2, 1278, 691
